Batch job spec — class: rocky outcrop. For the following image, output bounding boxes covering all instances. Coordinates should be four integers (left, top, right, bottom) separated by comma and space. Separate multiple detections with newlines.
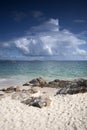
55, 78, 87, 95
11, 87, 51, 108
23, 77, 47, 87
11, 92, 30, 101
22, 96, 51, 108
0, 91, 5, 100
11, 88, 40, 101
23, 78, 87, 95
1, 86, 21, 93
23, 82, 30, 86
48, 79, 71, 88
14, 86, 21, 92
22, 88, 38, 94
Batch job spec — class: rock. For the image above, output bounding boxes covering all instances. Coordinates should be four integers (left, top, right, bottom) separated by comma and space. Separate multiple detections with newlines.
36, 77, 47, 87
0, 91, 5, 100
22, 88, 41, 97
29, 78, 40, 86
22, 96, 51, 108
48, 79, 70, 88
22, 88, 39, 94
48, 80, 60, 88
43, 96, 51, 106
0, 91, 5, 96
23, 82, 30, 86
14, 86, 21, 92
31, 88, 39, 93
5, 86, 15, 93
0, 86, 14, 93
1, 86, 21, 93
55, 78, 87, 95
48, 78, 87, 89
11, 92, 30, 101
11, 88, 40, 101
23, 77, 47, 87
0, 88, 5, 91
31, 90, 41, 97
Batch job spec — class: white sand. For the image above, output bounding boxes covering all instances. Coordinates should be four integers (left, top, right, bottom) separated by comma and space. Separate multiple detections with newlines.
0, 91, 87, 130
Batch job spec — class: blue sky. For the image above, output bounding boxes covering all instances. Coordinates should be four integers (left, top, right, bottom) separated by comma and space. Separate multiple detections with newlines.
0, 0, 87, 60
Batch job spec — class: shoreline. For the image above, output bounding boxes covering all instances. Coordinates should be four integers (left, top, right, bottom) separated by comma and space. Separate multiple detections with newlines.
0, 76, 87, 87
0, 77, 87, 130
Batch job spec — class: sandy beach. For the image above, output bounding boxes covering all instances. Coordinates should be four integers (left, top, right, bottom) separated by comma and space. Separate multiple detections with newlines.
0, 0, 87, 129
0, 84, 87, 130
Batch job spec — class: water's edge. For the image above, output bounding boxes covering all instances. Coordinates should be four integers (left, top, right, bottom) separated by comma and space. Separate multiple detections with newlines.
0, 61, 87, 86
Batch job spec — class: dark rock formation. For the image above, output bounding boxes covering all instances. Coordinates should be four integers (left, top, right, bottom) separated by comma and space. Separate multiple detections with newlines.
23, 78, 87, 95
0, 91, 5, 96
48, 79, 71, 88
55, 78, 87, 95
22, 88, 38, 94
23, 82, 30, 86
15, 77, 87, 95
11, 88, 40, 101
1, 86, 21, 93
3, 86, 15, 93
23, 77, 47, 87
22, 96, 51, 108
11, 92, 30, 101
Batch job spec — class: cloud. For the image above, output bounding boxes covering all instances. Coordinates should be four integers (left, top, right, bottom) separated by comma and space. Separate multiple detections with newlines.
31, 18, 59, 32
1, 18, 87, 60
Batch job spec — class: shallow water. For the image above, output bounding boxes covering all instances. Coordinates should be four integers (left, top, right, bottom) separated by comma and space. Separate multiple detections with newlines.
0, 60, 87, 86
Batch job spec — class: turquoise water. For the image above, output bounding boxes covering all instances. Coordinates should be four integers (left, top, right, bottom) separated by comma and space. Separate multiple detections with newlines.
0, 60, 87, 86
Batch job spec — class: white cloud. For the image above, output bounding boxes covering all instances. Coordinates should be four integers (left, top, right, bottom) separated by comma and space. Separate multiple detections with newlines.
48, 18, 59, 25
31, 18, 59, 32
1, 18, 87, 60
73, 48, 87, 55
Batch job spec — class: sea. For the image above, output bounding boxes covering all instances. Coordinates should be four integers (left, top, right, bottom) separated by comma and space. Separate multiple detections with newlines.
0, 60, 87, 86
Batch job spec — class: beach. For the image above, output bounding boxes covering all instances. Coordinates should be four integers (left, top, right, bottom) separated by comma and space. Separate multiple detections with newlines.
0, 78, 87, 130
0, 61, 87, 130
0, 0, 87, 129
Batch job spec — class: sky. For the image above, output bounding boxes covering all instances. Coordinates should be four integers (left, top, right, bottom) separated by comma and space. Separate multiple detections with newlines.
0, 0, 87, 60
